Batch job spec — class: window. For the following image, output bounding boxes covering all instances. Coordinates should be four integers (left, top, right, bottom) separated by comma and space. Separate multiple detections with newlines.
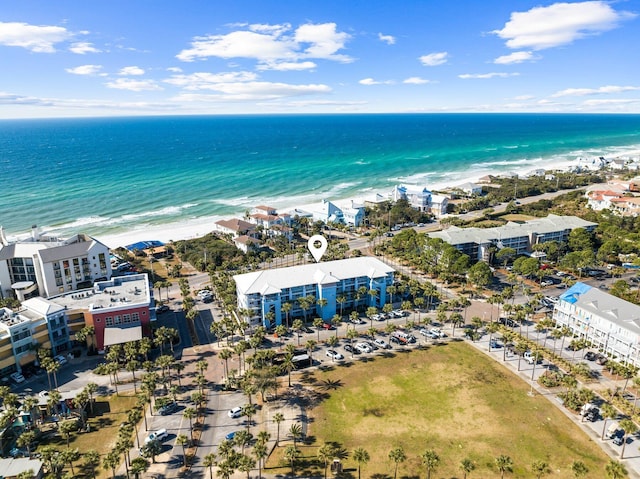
105, 317, 113, 326
114, 315, 122, 324
123, 314, 131, 323
132, 312, 140, 322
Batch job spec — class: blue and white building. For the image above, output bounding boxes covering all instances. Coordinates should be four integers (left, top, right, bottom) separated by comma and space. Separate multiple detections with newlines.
553, 282, 640, 367
233, 257, 395, 327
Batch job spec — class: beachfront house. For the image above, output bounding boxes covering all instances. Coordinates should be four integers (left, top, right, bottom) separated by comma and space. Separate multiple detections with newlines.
214, 218, 256, 238
429, 214, 597, 262
456, 182, 483, 196
233, 257, 394, 327
585, 190, 623, 211
610, 196, 640, 216
0, 226, 111, 301
248, 205, 293, 239
391, 184, 449, 217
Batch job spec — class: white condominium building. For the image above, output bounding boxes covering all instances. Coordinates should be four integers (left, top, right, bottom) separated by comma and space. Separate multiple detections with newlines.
0, 226, 111, 300
553, 282, 640, 367
233, 257, 395, 327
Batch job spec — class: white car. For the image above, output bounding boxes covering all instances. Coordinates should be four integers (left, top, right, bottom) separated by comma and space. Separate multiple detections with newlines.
355, 343, 372, 353
144, 428, 168, 443
10, 372, 25, 384
430, 328, 446, 338
228, 407, 243, 418
54, 355, 68, 365
325, 349, 344, 360
374, 338, 391, 349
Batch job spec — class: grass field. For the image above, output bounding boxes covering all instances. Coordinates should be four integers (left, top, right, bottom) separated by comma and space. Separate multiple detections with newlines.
268, 341, 609, 478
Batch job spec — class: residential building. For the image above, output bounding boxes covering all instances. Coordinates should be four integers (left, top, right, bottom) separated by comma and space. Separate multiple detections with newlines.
429, 214, 597, 262
214, 218, 256, 238
0, 457, 44, 479
0, 226, 111, 300
585, 190, 623, 211
553, 282, 640, 367
50, 273, 154, 351
391, 184, 449, 217
297, 199, 365, 227
456, 182, 482, 196
233, 257, 395, 327
610, 196, 640, 216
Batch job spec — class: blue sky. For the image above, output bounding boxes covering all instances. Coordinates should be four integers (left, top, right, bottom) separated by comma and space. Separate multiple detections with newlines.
1, 0, 639, 118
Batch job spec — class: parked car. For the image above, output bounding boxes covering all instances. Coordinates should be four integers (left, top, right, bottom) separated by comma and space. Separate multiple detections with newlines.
374, 338, 391, 349
145, 429, 168, 444
54, 355, 68, 365
225, 431, 238, 441
584, 351, 597, 361
389, 335, 403, 345
228, 406, 243, 418
430, 328, 446, 338
156, 304, 170, 314
595, 354, 608, 365
350, 317, 365, 325
325, 349, 344, 360
322, 323, 335, 330
489, 339, 501, 349
10, 372, 25, 384
365, 341, 379, 350
355, 343, 372, 353
343, 344, 357, 354
158, 402, 178, 416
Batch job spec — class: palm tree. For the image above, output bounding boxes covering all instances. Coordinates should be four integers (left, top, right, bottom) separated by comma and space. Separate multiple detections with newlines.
618, 418, 637, 458
238, 454, 256, 479
130, 457, 149, 479
242, 403, 257, 431
183, 407, 196, 442
460, 457, 475, 479
317, 297, 329, 319
495, 455, 513, 479
388, 446, 406, 479
306, 339, 317, 364
601, 403, 617, 440
289, 422, 303, 447
605, 460, 628, 479
337, 295, 347, 317
281, 352, 296, 387
570, 460, 589, 478
83, 450, 101, 479
102, 451, 120, 479
352, 447, 370, 479
273, 412, 284, 446
281, 302, 293, 328
203, 453, 217, 479
284, 445, 300, 475
176, 434, 189, 467
318, 443, 336, 479
531, 460, 550, 478
421, 449, 440, 479
253, 442, 267, 479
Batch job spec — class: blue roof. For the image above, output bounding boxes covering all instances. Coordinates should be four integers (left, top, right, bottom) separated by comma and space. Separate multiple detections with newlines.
559, 282, 592, 304
124, 240, 165, 251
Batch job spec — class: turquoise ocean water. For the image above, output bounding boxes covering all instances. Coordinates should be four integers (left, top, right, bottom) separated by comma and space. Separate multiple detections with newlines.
2, 113, 640, 243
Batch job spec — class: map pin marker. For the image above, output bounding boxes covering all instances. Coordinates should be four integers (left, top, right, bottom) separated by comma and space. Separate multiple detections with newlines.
308, 234, 328, 263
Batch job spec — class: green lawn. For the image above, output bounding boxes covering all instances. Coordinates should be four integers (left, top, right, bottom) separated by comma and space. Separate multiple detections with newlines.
269, 341, 610, 478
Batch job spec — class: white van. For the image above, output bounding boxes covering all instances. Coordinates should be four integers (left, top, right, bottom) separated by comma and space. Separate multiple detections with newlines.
145, 428, 168, 443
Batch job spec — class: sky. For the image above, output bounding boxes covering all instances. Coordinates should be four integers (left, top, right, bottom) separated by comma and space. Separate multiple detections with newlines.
0, 0, 639, 118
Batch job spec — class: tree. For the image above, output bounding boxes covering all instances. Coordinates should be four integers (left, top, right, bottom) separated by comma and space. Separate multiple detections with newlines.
273, 412, 284, 446
102, 450, 120, 479
618, 418, 637, 459
237, 454, 256, 479
203, 453, 217, 479
183, 407, 197, 442
59, 420, 77, 448
289, 422, 303, 447
352, 447, 370, 479
83, 450, 101, 479
130, 457, 149, 479
570, 460, 589, 478
388, 446, 406, 479
253, 442, 267, 479
421, 449, 440, 479
17, 430, 37, 458
318, 443, 336, 479
531, 460, 550, 478
495, 455, 513, 479
601, 403, 617, 440
281, 352, 296, 388
176, 434, 189, 467
284, 445, 300, 475
605, 460, 628, 479
460, 457, 476, 479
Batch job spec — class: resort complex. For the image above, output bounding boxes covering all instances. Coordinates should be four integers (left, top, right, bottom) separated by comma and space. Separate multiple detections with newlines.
233, 256, 395, 327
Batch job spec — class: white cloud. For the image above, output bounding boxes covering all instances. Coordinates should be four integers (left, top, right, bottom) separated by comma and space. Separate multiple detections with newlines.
494, 51, 536, 64
176, 22, 352, 67
164, 71, 258, 90
378, 33, 396, 45
257, 61, 316, 71
0, 21, 73, 52
581, 99, 640, 107
459, 72, 519, 79
119, 66, 145, 76
552, 85, 640, 97
419, 52, 448, 66
69, 42, 100, 54
172, 81, 331, 102
105, 78, 163, 91
167, 67, 183, 73
403, 77, 431, 85
513, 94, 534, 101
359, 78, 394, 85
65, 64, 104, 76
493, 1, 636, 51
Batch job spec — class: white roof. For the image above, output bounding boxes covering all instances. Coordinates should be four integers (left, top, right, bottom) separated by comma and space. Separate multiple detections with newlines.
21, 297, 65, 316
234, 257, 394, 295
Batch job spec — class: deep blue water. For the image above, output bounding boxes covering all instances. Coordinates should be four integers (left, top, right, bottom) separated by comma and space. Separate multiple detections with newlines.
2, 113, 640, 240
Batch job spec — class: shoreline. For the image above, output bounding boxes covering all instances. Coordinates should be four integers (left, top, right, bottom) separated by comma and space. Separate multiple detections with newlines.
7, 147, 640, 250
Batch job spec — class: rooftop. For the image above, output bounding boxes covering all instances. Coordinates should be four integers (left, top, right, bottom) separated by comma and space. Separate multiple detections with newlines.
51, 273, 151, 312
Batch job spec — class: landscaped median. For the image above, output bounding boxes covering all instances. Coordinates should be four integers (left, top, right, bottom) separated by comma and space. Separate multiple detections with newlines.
265, 341, 609, 478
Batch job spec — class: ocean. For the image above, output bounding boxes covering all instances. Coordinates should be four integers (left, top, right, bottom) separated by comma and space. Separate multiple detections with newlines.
2, 113, 640, 247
